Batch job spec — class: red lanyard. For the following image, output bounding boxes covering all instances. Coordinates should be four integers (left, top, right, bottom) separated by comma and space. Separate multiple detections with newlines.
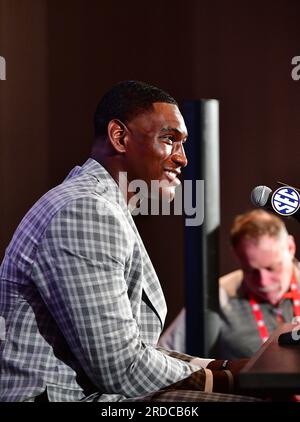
249, 272, 300, 343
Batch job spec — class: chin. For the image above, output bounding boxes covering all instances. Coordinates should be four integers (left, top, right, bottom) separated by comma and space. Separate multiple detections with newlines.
161, 188, 176, 203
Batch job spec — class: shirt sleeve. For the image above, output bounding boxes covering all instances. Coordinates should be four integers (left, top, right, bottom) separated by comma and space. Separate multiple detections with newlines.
157, 347, 214, 368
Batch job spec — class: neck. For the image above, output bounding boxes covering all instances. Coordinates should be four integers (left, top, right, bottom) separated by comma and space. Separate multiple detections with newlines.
91, 153, 138, 207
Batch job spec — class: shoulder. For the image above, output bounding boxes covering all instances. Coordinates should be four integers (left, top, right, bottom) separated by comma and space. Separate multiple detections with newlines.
46, 194, 131, 241
36, 195, 134, 267
219, 269, 244, 307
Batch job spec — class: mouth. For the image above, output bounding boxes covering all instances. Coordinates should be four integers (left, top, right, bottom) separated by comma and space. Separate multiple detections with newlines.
258, 285, 280, 293
164, 169, 181, 186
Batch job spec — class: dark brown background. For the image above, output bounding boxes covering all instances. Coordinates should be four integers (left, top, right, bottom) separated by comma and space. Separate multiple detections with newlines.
1, 0, 300, 327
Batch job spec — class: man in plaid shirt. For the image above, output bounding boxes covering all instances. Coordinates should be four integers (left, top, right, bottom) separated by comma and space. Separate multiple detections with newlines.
0, 81, 258, 402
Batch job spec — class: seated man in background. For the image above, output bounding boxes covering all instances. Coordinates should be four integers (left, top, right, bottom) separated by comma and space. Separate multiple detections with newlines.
159, 209, 300, 359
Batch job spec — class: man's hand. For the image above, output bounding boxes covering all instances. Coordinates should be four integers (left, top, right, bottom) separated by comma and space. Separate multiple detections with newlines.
206, 359, 249, 393
207, 358, 249, 372
226, 359, 249, 373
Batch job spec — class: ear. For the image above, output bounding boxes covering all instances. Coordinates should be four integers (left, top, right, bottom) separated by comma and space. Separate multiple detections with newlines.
107, 119, 128, 153
287, 234, 296, 258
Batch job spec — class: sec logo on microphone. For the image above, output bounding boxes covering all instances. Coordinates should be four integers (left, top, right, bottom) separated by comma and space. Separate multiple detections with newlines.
271, 186, 300, 216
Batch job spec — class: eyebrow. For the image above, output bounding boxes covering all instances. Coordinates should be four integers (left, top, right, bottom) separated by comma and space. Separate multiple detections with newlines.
160, 127, 188, 138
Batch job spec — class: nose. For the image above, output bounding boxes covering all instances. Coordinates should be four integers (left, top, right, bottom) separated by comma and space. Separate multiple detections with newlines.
257, 269, 272, 285
172, 142, 188, 168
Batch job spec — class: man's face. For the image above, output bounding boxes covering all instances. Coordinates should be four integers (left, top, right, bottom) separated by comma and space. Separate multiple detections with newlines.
123, 102, 188, 202
234, 234, 296, 305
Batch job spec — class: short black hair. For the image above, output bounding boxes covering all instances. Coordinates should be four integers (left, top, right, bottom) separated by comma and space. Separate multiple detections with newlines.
94, 80, 178, 138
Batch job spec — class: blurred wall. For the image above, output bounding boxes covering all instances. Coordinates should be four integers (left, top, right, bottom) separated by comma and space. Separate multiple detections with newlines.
1, 0, 300, 326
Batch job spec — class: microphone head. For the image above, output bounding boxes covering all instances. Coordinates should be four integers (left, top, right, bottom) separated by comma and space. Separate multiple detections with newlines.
250, 185, 272, 207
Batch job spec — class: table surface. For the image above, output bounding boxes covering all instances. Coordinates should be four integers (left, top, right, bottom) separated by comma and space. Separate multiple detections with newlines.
239, 323, 300, 391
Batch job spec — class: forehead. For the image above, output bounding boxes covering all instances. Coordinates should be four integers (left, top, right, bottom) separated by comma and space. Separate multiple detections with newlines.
237, 235, 285, 263
131, 102, 188, 136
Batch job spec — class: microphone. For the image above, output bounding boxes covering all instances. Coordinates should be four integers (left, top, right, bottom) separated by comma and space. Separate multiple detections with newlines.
251, 185, 273, 209
250, 185, 300, 223
278, 329, 300, 345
